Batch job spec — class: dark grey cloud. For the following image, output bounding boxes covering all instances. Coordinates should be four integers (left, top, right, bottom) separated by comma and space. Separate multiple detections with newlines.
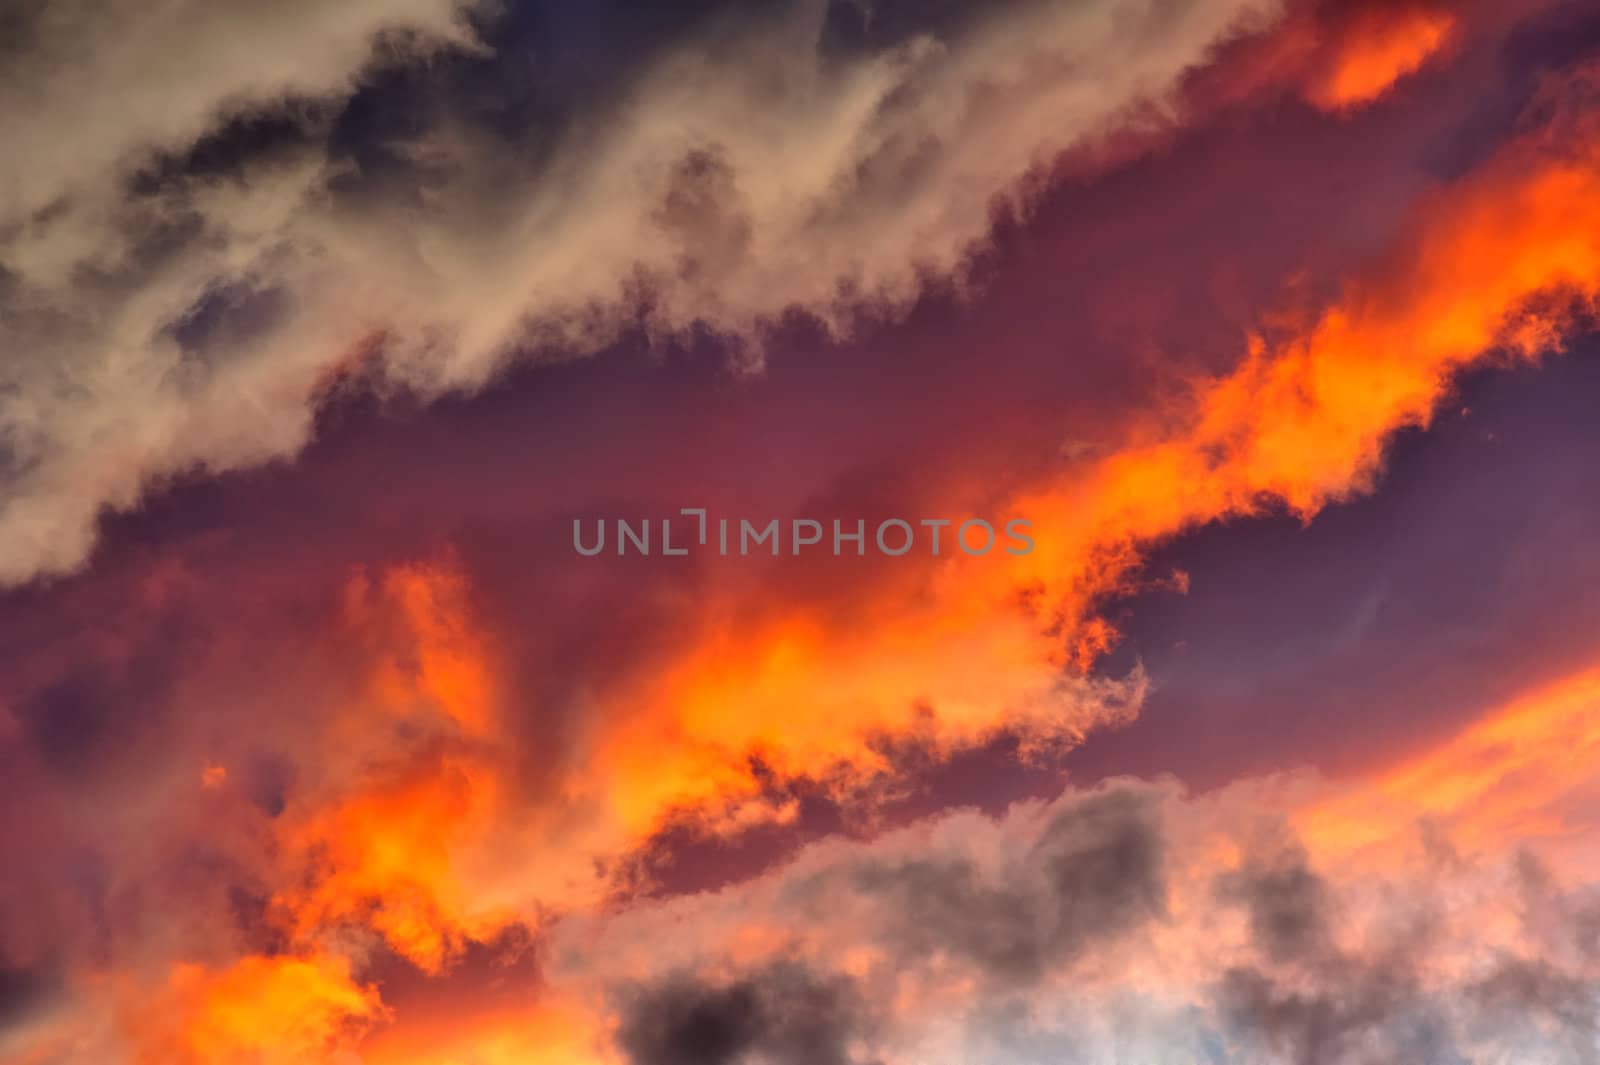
1218, 844, 1336, 967
834, 786, 1167, 986
617, 962, 879, 1065
1213, 844, 1454, 1064
1469, 959, 1600, 1040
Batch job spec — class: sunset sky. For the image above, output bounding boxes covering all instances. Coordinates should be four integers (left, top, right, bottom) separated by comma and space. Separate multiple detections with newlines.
4, 1, 1600, 1062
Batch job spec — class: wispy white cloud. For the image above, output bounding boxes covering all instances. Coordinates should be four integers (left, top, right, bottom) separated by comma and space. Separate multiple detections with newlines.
0, 0, 1276, 585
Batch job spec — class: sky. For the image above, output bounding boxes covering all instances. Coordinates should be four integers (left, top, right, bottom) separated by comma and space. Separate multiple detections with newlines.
3, 0, 1600, 1062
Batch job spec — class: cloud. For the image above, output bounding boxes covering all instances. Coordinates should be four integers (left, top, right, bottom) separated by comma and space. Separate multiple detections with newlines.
0, 0, 477, 223
515, 53, 1600, 876
1304, 4, 1457, 111
996, 55, 1600, 670
803, 785, 1168, 987
585, 782, 1172, 1065
547, 740, 1600, 1065
13, 500, 1600, 1063
616, 963, 875, 1065
0, 0, 1277, 586
7, 10, 1600, 1063
120, 953, 384, 1065
0, 0, 483, 587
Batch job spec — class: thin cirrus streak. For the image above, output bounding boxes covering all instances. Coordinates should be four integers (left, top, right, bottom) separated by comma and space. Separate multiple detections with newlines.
1298, 665, 1600, 864
4, 3, 1600, 1065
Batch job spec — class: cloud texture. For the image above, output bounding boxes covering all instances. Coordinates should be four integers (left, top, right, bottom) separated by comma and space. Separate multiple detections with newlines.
0, 0, 1274, 585
5, 1, 1600, 1063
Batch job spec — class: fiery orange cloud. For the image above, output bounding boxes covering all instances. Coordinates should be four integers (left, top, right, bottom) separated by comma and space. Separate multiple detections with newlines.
340, 561, 497, 737
1306, 6, 1457, 111
277, 759, 504, 972
271, 562, 515, 971
1188, 2, 1460, 116
260, 552, 1141, 972
120, 954, 382, 1065
1015, 83, 1600, 627
593, 596, 1144, 838
359, 998, 610, 1065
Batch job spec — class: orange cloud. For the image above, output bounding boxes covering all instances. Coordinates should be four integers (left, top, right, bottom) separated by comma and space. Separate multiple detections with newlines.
271, 561, 514, 971
1306, 6, 1457, 111
592, 595, 1144, 838
1014, 84, 1600, 636
1192, 2, 1460, 116
1300, 666, 1600, 864
123, 954, 382, 1065
359, 998, 610, 1065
